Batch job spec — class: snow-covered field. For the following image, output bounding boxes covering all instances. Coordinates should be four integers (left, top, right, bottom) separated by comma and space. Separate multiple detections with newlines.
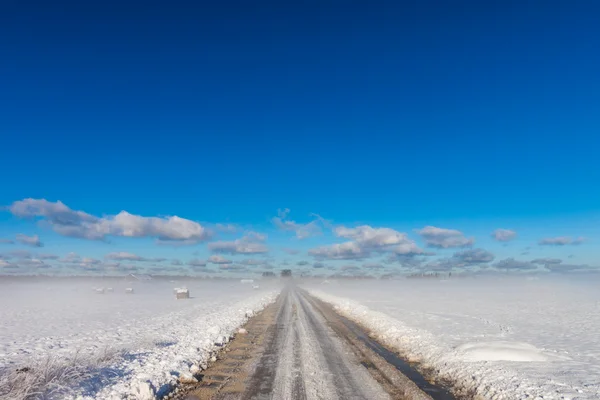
305, 276, 600, 400
0, 278, 280, 399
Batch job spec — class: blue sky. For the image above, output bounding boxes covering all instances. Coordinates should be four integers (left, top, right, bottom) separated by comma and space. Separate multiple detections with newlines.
1, 1, 599, 276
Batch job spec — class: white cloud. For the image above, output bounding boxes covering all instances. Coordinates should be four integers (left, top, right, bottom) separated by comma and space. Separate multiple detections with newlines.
418, 248, 495, 272
531, 258, 563, 265
310, 225, 423, 260
208, 255, 232, 264
545, 263, 591, 273
494, 258, 537, 270
309, 241, 367, 260
60, 252, 81, 263
9, 198, 96, 225
155, 238, 202, 246
105, 252, 145, 261
416, 226, 474, 248
452, 248, 495, 264
16, 258, 51, 269
420, 258, 460, 272
8, 198, 211, 243
187, 259, 207, 267
240, 259, 267, 265
491, 229, 517, 242
272, 208, 324, 239
335, 226, 410, 247
539, 236, 585, 246
208, 232, 268, 254
80, 257, 101, 266
15, 234, 43, 247
209, 240, 268, 255
108, 212, 210, 241
393, 241, 425, 255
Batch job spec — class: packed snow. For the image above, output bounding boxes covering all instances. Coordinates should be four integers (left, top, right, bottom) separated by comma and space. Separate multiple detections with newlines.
0, 277, 280, 399
304, 275, 600, 400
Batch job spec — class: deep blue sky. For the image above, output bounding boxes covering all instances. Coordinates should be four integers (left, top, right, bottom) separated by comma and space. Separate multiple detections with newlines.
1, 1, 599, 275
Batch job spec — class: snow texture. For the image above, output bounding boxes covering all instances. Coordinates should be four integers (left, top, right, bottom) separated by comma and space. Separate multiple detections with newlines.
0, 278, 279, 399
305, 276, 600, 400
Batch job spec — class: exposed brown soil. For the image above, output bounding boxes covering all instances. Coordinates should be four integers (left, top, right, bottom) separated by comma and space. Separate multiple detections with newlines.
173, 288, 454, 400
175, 295, 283, 400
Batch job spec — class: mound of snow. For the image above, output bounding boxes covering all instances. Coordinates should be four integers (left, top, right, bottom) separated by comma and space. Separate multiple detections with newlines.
455, 341, 549, 362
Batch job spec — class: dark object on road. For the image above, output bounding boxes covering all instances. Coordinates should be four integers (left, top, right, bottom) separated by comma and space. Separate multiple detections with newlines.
281, 269, 292, 278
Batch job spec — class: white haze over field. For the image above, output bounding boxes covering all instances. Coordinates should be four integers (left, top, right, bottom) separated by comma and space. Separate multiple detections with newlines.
304, 275, 600, 400
0, 277, 279, 399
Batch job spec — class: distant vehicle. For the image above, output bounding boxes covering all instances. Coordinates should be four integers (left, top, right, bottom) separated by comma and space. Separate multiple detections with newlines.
241, 279, 254, 284
262, 271, 276, 278
281, 269, 292, 278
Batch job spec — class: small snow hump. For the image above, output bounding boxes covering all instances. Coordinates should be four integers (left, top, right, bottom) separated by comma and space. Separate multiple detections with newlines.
456, 341, 554, 362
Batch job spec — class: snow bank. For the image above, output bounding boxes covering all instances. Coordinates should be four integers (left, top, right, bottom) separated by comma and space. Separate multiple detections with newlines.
83, 290, 277, 400
0, 279, 280, 399
305, 276, 600, 400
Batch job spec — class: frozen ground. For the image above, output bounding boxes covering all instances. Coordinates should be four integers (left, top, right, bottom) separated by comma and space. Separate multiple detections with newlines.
304, 276, 600, 400
0, 277, 280, 399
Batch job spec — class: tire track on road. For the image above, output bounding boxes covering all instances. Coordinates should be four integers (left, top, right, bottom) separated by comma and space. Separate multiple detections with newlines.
179, 285, 451, 400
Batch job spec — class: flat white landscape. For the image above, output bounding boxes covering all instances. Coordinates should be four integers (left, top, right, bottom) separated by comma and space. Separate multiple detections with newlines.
3, 275, 598, 400
305, 275, 600, 400
0, 277, 279, 399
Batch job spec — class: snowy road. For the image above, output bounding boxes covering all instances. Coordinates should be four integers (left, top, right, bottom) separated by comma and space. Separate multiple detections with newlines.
183, 286, 437, 400
249, 286, 389, 400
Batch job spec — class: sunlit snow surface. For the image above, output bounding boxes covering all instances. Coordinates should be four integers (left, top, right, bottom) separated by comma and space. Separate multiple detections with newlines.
0, 277, 279, 399
305, 275, 600, 400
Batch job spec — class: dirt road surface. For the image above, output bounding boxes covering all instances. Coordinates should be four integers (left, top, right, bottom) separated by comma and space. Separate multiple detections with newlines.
177, 286, 453, 400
